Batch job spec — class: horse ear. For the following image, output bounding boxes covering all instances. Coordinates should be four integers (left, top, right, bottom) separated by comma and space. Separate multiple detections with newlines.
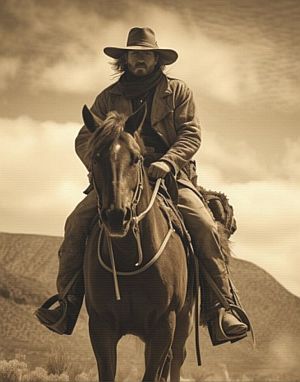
82, 105, 101, 133
124, 102, 147, 136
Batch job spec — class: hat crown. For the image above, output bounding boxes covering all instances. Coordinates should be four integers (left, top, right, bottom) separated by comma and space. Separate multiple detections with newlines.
126, 27, 158, 48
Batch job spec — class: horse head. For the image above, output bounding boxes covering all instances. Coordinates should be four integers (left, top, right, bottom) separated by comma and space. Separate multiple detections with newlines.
82, 104, 147, 237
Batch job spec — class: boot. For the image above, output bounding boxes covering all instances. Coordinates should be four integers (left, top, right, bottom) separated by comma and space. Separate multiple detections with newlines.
35, 294, 83, 335
35, 270, 84, 335
202, 271, 249, 345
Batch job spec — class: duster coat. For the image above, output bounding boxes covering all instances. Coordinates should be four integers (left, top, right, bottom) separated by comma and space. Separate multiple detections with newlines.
75, 74, 201, 188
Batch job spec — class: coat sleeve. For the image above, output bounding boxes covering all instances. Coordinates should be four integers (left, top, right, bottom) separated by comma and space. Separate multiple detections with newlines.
75, 91, 109, 170
160, 81, 201, 176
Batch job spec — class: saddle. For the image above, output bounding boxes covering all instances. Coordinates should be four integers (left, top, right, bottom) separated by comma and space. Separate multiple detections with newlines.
197, 186, 237, 237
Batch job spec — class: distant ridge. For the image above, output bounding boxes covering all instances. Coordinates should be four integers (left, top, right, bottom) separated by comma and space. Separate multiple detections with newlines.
1, 231, 300, 378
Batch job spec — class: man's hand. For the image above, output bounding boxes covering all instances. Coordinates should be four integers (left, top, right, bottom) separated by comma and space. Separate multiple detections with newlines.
148, 161, 171, 179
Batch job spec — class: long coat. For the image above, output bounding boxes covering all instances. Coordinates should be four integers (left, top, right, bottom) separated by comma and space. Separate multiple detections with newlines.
75, 74, 201, 188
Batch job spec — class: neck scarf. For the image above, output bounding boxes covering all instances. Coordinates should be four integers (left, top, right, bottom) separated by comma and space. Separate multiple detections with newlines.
119, 68, 164, 99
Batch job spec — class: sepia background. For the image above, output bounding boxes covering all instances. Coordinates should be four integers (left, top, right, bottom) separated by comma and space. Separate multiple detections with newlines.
0, 1, 300, 380
1, 0, 299, 296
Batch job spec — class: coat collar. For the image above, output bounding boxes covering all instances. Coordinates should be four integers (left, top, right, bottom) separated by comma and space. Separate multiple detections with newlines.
108, 73, 173, 98
108, 74, 174, 126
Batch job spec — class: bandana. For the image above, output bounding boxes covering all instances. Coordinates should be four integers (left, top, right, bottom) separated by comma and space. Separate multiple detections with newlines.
119, 68, 164, 99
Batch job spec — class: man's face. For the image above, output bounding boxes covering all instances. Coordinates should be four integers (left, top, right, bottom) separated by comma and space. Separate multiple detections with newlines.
126, 50, 159, 77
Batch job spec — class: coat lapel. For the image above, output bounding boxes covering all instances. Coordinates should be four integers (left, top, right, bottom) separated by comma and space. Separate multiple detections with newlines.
108, 82, 133, 116
151, 76, 174, 126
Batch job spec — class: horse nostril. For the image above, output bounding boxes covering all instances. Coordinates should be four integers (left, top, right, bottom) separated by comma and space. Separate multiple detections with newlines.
102, 208, 127, 225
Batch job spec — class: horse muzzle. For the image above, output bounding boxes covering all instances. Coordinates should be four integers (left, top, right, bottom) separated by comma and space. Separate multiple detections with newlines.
101, 207, 132, 237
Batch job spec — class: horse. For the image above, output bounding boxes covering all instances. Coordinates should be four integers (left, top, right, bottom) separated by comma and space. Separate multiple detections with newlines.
82, 103, 197, 382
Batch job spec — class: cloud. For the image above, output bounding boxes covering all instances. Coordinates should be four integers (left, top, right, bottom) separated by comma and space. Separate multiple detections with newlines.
195, 131, 266, 185
196, 130, 300, 186
195, 131, 300, 296
1, 1, 299, 108
279, 137, 300, 180
0, 116, 87, 236
0, 57, 20, 89
172, 33, 261, 104
230, 179, 300, 297
37, 56, 111, 94
30, 9, 262, 102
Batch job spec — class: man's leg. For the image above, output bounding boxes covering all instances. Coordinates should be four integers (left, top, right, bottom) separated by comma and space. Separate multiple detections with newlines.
177, 186, 248, 341
35, 189, 98, 334
57, 189, 98, 295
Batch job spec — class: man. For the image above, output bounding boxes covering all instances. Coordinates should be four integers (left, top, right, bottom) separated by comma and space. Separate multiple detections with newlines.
36, 27, 248, 344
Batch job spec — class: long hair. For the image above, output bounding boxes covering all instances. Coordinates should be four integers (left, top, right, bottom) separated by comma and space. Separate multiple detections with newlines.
110, 52, 166, 76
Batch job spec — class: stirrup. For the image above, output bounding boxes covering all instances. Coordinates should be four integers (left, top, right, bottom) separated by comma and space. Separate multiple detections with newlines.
34, 294, 69, 335
207, 304, 255, 346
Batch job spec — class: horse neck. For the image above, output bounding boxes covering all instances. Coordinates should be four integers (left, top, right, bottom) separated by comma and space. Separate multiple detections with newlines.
135, 173, 167, 247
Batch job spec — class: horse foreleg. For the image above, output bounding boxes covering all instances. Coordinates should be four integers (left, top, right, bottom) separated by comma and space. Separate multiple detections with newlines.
89, 316, 120, 382
143, 311, 176, 382
169, 307, 194, 382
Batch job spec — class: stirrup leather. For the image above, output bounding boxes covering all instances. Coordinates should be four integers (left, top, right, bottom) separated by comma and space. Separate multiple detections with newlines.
201, 265, 256, 346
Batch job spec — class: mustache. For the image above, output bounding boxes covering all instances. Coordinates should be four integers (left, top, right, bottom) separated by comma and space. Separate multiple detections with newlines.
134, 62, 147, 68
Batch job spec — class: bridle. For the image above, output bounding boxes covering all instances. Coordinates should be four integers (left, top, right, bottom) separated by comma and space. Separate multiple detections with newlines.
91, 155, 174, 300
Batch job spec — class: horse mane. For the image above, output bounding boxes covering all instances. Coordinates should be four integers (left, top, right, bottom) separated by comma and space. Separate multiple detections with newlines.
87, 110, 146, 161
87, 111, 126, 158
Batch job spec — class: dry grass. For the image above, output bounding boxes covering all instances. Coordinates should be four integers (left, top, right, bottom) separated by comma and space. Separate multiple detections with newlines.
46, 349, 69, 376
0, 359, 69, 381
1, 356, 299, 382
0, 350, 94, 382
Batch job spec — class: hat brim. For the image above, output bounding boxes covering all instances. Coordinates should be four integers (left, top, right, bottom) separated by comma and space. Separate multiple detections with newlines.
103, 46, 178, 65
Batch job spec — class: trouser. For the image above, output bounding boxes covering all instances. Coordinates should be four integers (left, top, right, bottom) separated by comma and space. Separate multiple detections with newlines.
177, 185, 233, 317
56, 189, 98, 296
57, 186, 232, 311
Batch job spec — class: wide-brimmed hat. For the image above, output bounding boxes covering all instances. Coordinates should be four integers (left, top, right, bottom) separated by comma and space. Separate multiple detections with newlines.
103, 27, 178, 65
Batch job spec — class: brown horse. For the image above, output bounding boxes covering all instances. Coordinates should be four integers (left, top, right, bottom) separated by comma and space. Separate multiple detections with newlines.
82, 103, 196, 382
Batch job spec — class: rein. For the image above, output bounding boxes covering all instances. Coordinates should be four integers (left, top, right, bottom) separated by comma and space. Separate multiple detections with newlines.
93, 159, 175, 300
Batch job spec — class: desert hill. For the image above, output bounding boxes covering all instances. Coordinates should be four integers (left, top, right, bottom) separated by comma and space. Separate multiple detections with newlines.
0, 231, 300, 380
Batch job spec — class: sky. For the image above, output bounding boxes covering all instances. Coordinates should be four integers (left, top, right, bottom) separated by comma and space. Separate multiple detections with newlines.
0, 0, 300, 296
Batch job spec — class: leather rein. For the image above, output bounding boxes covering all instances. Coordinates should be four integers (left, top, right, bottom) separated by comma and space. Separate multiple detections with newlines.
92, 157, 175, 300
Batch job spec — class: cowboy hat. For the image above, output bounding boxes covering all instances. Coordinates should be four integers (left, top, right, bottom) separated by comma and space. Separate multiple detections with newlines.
103, 27, 178, 65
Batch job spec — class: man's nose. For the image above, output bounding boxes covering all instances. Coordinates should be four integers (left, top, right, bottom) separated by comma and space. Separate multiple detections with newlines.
135, 51, 147, 59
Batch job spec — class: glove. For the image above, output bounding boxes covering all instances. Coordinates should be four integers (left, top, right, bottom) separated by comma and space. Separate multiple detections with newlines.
148, 161, 171, 179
